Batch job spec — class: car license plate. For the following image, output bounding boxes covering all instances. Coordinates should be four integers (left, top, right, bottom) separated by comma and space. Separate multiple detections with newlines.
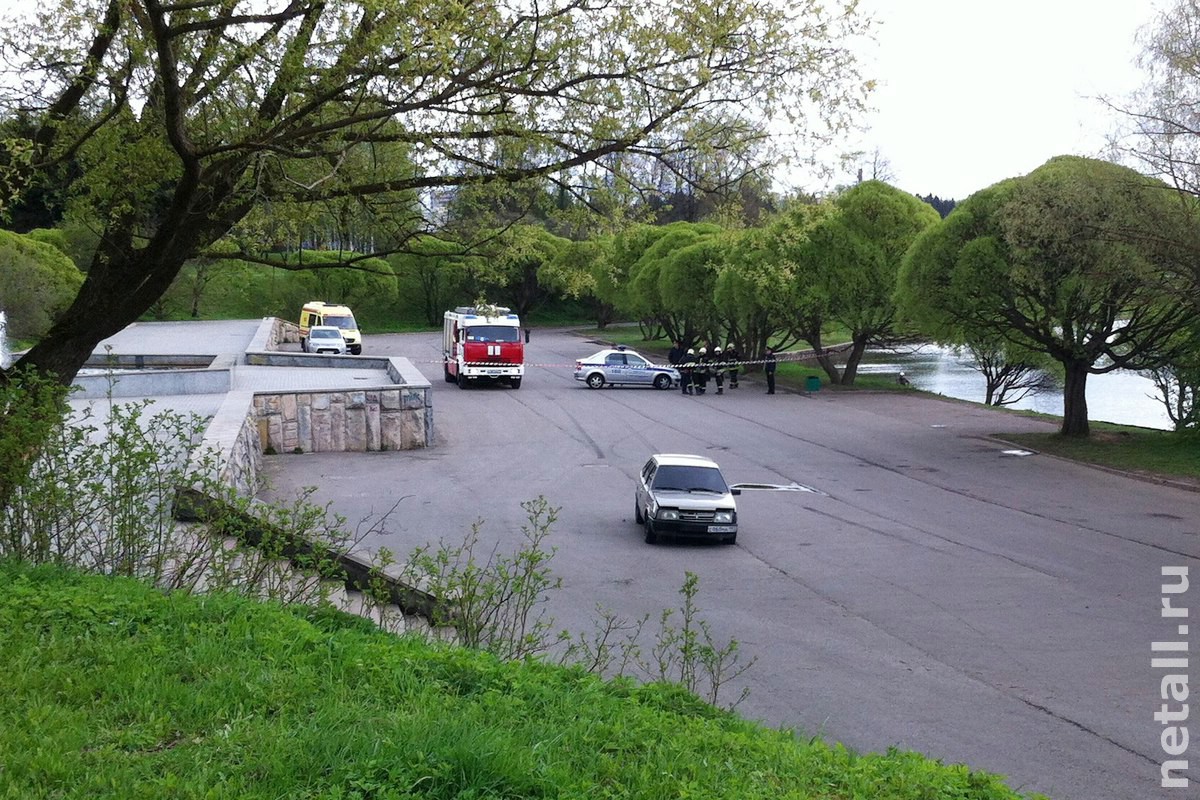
486, 369, 501, 375
708, 525, 735, 533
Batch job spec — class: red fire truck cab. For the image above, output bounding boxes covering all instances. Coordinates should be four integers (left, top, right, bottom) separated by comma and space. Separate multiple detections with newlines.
443, 306, 525, 389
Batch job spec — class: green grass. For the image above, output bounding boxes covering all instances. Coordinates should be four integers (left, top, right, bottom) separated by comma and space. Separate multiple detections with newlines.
1000, 425, 1200, 482
0, 561, 1046, 800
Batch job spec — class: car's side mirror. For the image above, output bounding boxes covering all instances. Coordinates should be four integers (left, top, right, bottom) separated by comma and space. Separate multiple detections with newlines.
731, 488, 741, 496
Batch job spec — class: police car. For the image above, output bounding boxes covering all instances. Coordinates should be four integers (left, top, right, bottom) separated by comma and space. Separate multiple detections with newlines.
574, 346, 679, 389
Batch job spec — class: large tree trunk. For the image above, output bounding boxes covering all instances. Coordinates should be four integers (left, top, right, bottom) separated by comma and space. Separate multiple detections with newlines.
984, 380, 997, 406
1061, 360, 1090, 437
0, 168, 246, 511
0, 249, 195, 511
839, 337, 869, 385
802, 329, 843, 384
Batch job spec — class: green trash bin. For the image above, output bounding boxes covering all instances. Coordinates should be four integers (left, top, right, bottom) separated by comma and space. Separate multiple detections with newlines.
805, 375, 821, 393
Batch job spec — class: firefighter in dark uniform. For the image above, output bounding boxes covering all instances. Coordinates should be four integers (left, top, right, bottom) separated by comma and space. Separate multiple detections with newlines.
680, 348, 695, 395
712, 346, 725, 394
694, 347, 709, 394
764, 346, 777, 394
725, 343, 739, 388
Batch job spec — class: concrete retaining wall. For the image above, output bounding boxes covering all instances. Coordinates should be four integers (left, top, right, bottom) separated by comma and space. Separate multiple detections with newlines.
74, 354, 234, 399
245, 318, 435, 454
198, 390, 264, 497
254, 387, 432, 454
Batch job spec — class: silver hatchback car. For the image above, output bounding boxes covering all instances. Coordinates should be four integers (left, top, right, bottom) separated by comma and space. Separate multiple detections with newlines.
635, 453, 740, 544
574, 347, 679, 389
303, 325, 348, 354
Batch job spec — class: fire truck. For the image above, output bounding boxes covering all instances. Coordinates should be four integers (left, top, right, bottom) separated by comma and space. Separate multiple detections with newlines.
443, 306, 525, 389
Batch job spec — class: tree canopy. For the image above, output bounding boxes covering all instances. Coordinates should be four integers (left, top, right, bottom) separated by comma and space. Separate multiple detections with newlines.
897, 156, 1195, 436
0, 230, 84, 341
760, 181, 938, 384
0, 0, 870, 387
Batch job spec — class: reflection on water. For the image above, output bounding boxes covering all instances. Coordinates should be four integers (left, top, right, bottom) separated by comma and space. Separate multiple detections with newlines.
854, 344, 1172, 431
0, 310, 9, 369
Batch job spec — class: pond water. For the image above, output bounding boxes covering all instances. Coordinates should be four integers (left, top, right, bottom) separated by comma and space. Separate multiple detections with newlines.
852, 344, 1173, 431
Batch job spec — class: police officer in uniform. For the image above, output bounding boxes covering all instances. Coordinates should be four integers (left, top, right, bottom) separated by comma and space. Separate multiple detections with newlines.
668, 340, 684, 367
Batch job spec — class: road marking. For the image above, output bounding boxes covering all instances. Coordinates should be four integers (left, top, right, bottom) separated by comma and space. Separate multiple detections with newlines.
731, 482, 827, 495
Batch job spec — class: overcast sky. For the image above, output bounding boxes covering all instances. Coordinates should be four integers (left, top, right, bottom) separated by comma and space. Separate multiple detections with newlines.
843, 0, 1163, 200
0, 0, 1165, 205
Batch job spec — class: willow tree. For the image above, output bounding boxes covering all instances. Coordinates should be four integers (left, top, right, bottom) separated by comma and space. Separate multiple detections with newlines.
896, 156, 1195, 437
804, 180, 939, 384
627, 221, 722, 346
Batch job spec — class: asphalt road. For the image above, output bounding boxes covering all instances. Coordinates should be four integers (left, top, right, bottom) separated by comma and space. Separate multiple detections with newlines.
260, 328, 1200, 800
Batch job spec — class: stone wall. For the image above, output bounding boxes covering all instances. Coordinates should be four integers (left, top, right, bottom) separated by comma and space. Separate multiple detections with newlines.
254, 387, 432, 454
193, 390, 263, 498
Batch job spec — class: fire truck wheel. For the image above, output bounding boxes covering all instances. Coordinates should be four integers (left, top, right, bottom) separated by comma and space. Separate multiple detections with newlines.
457, 371, 468, 389
444, 363, 454, 383
510, 377, 522, 389
586, 373, 605, 389
653, 374, 671, 390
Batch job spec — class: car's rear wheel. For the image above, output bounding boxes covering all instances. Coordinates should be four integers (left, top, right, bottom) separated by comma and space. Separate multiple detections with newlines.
586, 373, 605, 389
644, 517, 658, 544
653, 373, 671, 390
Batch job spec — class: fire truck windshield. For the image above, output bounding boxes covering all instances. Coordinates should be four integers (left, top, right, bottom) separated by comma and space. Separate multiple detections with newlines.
464, 325, 520, 343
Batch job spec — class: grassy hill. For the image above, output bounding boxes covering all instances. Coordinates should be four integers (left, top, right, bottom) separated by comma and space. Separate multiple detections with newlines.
0, 561, 1046, 799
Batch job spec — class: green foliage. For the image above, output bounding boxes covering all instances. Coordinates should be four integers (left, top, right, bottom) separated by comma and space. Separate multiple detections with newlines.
0, 228, 83, 339
0, 367, 378, 601
152, 251, 400, 327
387, 236, 474, 327
0, 0, 873, 391
897, 156, 1197, 435
642, 571, 756, 708
626, 222, 724, 343
0, 562, 1047, 800
763, 181, 939, 384
402, 498, 564, 662
485, 224, 570, 319
23, 226, 67, 254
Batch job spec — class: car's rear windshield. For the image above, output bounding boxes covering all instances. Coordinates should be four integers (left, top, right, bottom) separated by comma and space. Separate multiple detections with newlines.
324, 315, 356, 329
465, 325, 519, 343
653, 465, 728, 493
